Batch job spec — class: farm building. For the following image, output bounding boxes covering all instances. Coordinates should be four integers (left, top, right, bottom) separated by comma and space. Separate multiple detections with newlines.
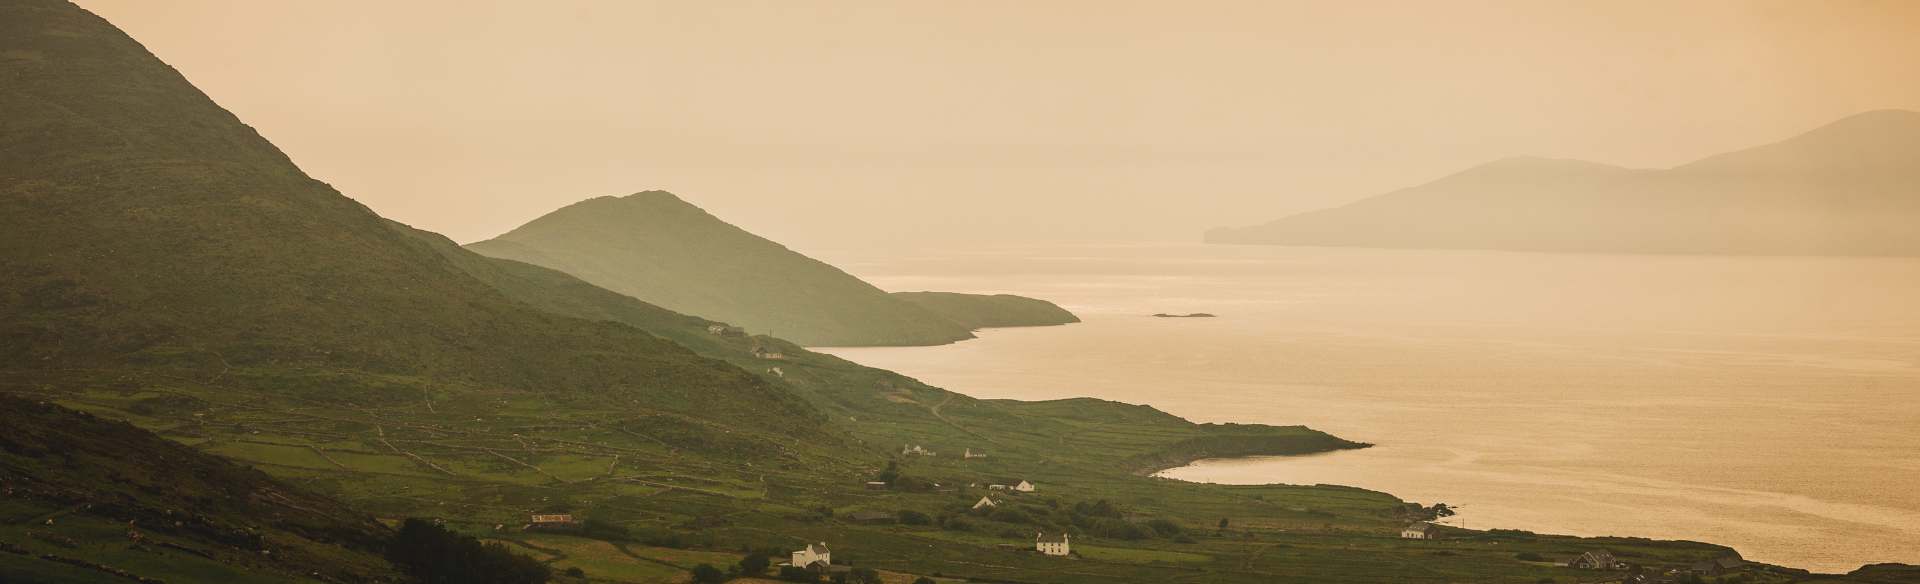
1690, 557, 1744, 575
902, 444, 935, 457
1037, 533, 1071, 556
751, 346, 785, 359
1571, 549, 1624, 570
1400, 522, 1439, 539
974, 495, 1004, 509
965, 448, 988, 458
865, 481, 888, 490
791, 542, 831, 571
528, 515, 575, 531
706, 325, 747, 337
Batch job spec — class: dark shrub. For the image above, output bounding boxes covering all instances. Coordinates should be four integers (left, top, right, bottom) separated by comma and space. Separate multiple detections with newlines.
988, 507, 1034, 524
386, 518, 551, 584
564, 567, 584, 578
898, 509, 933, 526
739, 554, 771, 574
848, 567, 882, 584
690, 563, 724, 583
779, 566, 822, 582
581, 518, 631, 541
1145, 519, 1181, 537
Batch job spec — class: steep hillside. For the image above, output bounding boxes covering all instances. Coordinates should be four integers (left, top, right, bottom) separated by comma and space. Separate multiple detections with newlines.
0, 395, 397, 583
891, 291, 1080, 330
1207, 110, 1920, 255
0, 0, 831, 440
465, 192, 977, 347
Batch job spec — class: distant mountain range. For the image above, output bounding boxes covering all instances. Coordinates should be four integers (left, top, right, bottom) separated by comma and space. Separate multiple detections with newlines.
1207, 110, 1920, 255
466, 192, 1073, 346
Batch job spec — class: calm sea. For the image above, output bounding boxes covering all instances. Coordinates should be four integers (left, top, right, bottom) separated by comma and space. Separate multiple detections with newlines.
810, 243, 1920, 574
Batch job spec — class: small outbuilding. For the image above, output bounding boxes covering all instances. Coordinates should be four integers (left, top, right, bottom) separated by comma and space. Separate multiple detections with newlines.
529, 515, 575, 531
964, 448, 988, 458
974, 495, 1004, 509
752, 346, 785, 360
1690, 556, 1743, 575
866, 481, 888, 490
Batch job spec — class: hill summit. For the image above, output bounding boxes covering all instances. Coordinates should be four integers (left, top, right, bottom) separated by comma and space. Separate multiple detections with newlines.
466, 192, 979, 346
1208, 110, 1920, 255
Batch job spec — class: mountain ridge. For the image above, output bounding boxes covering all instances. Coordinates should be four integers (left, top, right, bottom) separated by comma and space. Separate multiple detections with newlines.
465, 191, 980, 347
1208, 109, 1920, 255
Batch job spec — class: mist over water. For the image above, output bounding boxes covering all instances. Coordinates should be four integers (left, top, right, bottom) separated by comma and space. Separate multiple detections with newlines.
812, 243, 1920, 574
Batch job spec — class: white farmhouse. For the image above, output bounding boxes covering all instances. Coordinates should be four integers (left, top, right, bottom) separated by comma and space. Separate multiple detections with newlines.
902, 444, 935, 457
791, 542, 831, 570
1037, 533, 1070, 556
1401, 522, 1439, 539
973, 495, 1004, 509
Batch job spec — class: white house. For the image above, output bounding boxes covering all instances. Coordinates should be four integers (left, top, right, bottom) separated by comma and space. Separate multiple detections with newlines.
791, 542, 831, 570
1400, 522, 1439, 539
903, 444, 935, 457
989, 479, 1036, 492
1571, 549, 1622, 570
752, 346, 785, 360
974, 495, 1004, 509
1037, 533, 1070, 556
964, 448, 988, 458
1011, 480, 1036, 492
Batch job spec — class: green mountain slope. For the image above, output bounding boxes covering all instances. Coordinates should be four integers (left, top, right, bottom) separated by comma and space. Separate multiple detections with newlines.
1207, 110, 1920, 255
0, 0, 831, 441
891, 292, 1080, 330
1, 3, 1844, 582
465, 192, 977, 347
0, 394, 398, 583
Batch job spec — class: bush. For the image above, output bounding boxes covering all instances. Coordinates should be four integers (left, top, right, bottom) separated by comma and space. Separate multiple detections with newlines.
1515, 552, 1547, 562
944, 516, 975, 532
691, 564, 724, 583
898, 509, 933, 526
564, 567, 584, 578
1087, 518, 1148, 540
581, 518, 631, 541
848, 567, 882, 584
989, 507, 1035, 524
739, 554, 771, 574
1144, 519, 1181, 537
1172, 534, 1197, 544
913, 578, 937, 584
386, 518, 551, 584
779, 566, 822, 582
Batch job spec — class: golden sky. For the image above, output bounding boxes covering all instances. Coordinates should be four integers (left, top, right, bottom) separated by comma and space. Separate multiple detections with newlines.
73, 1, 1920, 251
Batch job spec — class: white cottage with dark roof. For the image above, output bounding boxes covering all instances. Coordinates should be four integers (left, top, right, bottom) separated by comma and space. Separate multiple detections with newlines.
1037, 533, 1071, 556
1400, 522, 1439, 539
791, 542, 831, 570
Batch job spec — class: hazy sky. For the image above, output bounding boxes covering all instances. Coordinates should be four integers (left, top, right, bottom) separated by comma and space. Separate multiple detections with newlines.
74, 1, 1920, 252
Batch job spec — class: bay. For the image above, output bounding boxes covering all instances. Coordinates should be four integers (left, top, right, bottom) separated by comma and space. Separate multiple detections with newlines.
811, 243, 1920, 574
